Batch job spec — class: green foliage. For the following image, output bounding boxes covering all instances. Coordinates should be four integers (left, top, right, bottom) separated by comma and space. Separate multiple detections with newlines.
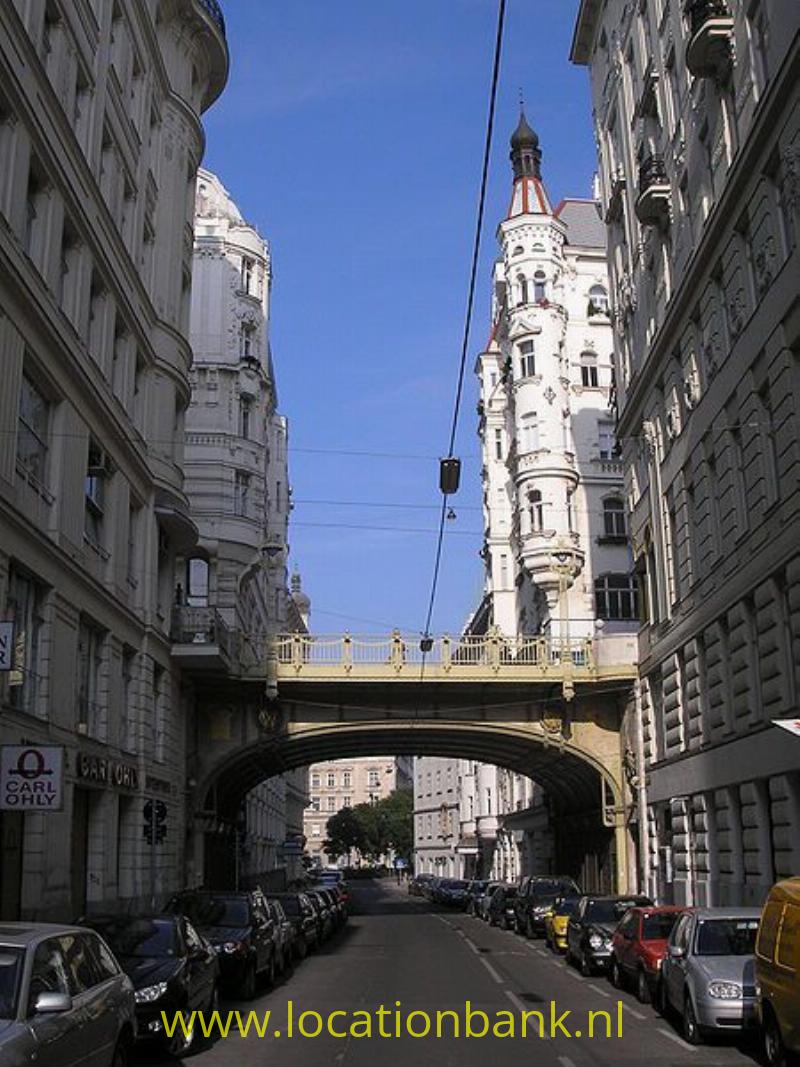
322, 788, 413, 863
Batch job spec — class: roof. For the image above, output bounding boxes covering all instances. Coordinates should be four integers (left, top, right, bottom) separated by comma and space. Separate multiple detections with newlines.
692, 907, 763, 919
0, 923, 88, 946
555, 198, 607, 249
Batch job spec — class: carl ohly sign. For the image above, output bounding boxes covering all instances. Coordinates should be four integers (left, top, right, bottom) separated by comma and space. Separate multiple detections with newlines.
77, 753, 139, 791
0, 746, 64, 811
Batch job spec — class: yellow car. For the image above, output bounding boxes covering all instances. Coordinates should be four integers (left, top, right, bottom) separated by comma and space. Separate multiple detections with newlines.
544, 897, 580, 953
756, 876, 800, 1066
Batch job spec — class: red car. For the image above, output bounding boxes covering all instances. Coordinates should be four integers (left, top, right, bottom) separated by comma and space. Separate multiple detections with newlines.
610, 905, 687, 1003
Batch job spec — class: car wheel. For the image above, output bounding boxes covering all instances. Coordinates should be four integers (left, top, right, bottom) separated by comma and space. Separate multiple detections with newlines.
610, 957, 622, 989
111, 1037, 130, 1067
241, 960, 257, 1000
764, 1009, 788, 1067
636, 968, 651, 1005
580, 951, 593, 977
166, 1007, 195, 1059
683, 993, 703, 1046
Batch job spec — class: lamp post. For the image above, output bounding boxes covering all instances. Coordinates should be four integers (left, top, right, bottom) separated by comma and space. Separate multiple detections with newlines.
262, 536, 284, 705
550, 541, 575, 703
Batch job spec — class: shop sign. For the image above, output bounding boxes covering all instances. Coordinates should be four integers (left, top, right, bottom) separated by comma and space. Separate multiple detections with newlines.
0, 622, 14, 671
0, 745, 64, 811
77, 752, 139, 791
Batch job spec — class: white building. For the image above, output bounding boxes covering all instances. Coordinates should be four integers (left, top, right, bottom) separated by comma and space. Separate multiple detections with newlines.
572, 0, 800, 904
181, 168, 308, 890
0, 0, 228, 920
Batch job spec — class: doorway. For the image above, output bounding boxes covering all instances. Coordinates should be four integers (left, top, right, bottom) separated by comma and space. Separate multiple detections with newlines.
0, 812, 23, 919
71, 788, 90, 918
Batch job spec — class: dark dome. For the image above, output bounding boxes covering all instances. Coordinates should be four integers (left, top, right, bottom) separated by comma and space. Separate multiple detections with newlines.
510, 111, 539, 150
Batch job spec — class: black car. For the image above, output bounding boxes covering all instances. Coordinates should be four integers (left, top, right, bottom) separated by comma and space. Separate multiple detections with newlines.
84, 914, 218, 1058
487, 885, 518, 929
433, 879, 470, 908
566, 894, 653, 976
315, 887, 345, 929
306, 889, 334, 940
269, 893, 319, 958
165, 888, 279, 998
465, 880, 489, 915
513, 876, 581, 939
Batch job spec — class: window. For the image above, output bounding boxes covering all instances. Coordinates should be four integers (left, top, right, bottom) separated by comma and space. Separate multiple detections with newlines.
311, 825, 320, 837
241, 256, 254, 293
121, 649, 136, 752
77, 616, 105, 735
84, 440, 110, 548
598, 422, 615, 459
520, 411, 539, 452
518, 340, 536, 378
566, 489, 574, 532
17, 374, 50, 483
588, 284, 609, 315
494, 428, 503, 460
7, 565, 46, 716
239, 323, 254, 360
595, 574, 639, 620
529, 490, 544, 532
153, 665, 166, 762
234, 471, 250, 517
311, 773, 321, 789
342, 796, 352, 807
368, 769, 380, 788
239, 397, 252, 439
602, 498, 627, 538
342, 771, 352, 788
533, 270, 547, 302
327, 796, 336, 812
186, 557, 209, 607
326, 772, 336, 788
517, 275, 529, 306
581, 352, 599, 388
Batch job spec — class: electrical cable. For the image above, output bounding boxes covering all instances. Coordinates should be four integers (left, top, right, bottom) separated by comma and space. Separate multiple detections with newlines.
419, 0, 507, 669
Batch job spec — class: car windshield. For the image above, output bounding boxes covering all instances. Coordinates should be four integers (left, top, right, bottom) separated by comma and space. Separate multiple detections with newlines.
91, 918, 176, 959
470, 881, 488, 893
695, 919, 759, 956
530, 880, 574, 898
555, 899, 579, 916
196, 897, 250, 927
440, 880, 467, 890
642, 913, 680, 940
0, 949, 24, 1019
277, 897, 300, 916
586, 899, 640, 924
501, 888, 517, 900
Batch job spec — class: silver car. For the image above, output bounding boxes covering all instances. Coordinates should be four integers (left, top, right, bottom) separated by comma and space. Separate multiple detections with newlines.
0, 923, 136, 1067
659, 907, 760, 1045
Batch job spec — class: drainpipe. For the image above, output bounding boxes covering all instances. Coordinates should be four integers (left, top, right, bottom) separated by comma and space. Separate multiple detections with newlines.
633, 679, 650, 896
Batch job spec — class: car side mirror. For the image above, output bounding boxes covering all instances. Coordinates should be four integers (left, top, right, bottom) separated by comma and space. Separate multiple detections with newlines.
669, 945, 685, 959
33, 992, 73, 1014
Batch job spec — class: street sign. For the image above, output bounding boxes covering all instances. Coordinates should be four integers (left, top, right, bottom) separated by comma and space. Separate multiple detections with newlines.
0, 622, 14, 672
0, 746, 64, 811
772, 719, 800, 738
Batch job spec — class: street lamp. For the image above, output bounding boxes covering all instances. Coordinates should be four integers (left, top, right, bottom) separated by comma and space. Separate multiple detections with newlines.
262, 537, 284, 704
550, 541, 575, 704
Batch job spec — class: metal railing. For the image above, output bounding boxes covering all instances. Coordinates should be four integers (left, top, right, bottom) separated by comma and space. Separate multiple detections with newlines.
685, 0, 731, 38
196, 0, 225, 34
638, 155, 669, 197
171, 605, 235, 661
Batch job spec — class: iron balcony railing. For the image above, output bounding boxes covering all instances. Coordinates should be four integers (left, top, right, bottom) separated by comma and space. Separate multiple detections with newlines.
638, 155, 669, 197
685, 0, 731, 39
196, 0, 225, 35
171, 605, 235, 661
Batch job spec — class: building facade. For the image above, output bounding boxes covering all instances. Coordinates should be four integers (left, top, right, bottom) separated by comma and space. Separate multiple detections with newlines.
304, 756, 412, 867
181, 167, 307, 891
0, 0, 228, 920
572, 0, 800, 904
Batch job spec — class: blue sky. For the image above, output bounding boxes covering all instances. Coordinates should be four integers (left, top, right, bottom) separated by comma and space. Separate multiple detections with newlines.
203, 0, 596, 636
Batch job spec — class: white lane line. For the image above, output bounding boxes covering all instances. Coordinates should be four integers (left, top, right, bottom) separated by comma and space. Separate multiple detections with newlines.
565, 968, 582, 980
620, 1001, 646, 1020
436, 916, 453, 928
504, 990, 549, 1039
558, 1057, 579, 1067
657, 1026, 698, 1052
536, 948, 548, 957
587, 982, 611, 999
479, 957, 504, 984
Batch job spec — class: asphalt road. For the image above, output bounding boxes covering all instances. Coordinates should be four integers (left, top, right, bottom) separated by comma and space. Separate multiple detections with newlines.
136, 879, 761, 1067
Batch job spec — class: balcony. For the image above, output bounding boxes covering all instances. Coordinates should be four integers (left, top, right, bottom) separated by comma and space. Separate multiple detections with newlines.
605, 172, 627, 224
685, 0, 734, 78
635, 156, 671, 227
196, 0, 226, 34
171, 605, 236, 672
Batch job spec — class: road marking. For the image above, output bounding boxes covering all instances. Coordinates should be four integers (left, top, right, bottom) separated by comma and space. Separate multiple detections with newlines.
657, 1026, 698, 1051
479, 957, 504, 984
620, 1001, 646, 1020
565, 968, 582, 980
437, 916, 453, 929
504, 990, 549, 1039
587, 982, 611, 999
536, 948, 548, 957
558, 1058, 579, 1067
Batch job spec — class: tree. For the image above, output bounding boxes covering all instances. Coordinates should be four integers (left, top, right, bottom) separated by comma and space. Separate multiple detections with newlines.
322, 806, 364, 861
378, 788, 414, 862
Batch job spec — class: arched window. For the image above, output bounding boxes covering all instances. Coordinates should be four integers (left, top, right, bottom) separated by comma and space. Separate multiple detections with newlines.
186, 557, 209, 607
595, 574, 638, 620
588, 284, 609, 315
533, 270, 547, 302
517, 275, 529, 306
512, 245, 524, 256
520, 412, 539, 453
529, 489, 544, 531
580, 352, 599, 388
602, 497, 626, 538
532, 243, 545, 253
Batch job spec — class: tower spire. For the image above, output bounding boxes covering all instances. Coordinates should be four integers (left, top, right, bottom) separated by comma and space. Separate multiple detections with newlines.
510, 108, 542, 180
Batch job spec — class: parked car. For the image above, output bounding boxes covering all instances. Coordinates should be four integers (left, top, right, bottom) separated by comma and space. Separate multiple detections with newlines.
514, 876, 581, 939
544, 896, 580, 954
476, 881, 505, 921
84, 915, 218, 1056
609, 905, 685, 1004
658, 907, 761, 1045
433, 879, 470, 908
422, 877, 440, 901
465, 880, 489, 916
487, 885, 518, 930
164, 888, 279, 998
0, 923, 135, 1067
265, 898, 295, 974
315, 887, 346, 929
408, 874, 434, 897
566, 894, 653, 976
319, 868, 344, 886
269, 893, 319, 958
757, 876, 800, 1066
306, 889, 335, 940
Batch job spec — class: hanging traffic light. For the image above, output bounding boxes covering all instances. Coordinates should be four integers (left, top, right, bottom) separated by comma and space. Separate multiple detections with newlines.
143, 799, 168, 845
